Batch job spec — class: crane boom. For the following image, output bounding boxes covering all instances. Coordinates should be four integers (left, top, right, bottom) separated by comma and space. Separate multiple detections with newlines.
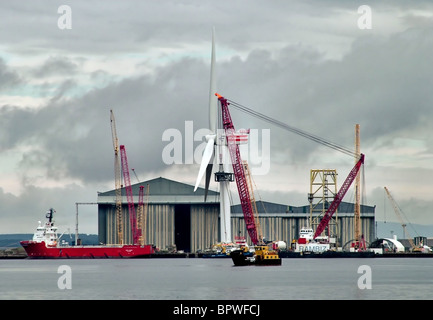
136, 184, 149, 246
384, 187, 416, 250
143, 184, 150, 246
110, 110, 123, 244
217, 94, 259, 245
314, 153, 365, 239
137, 185, 145, 246
120, 144, 141, 245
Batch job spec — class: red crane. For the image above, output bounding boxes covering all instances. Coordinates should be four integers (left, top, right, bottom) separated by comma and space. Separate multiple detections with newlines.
313, 153, 365, 239
120, 145, 141, 245
216, 93, 260, 245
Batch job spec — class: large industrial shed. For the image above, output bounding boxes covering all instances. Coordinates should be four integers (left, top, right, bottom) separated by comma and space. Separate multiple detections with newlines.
97, 177, 376, 252
97, 177, 220, 252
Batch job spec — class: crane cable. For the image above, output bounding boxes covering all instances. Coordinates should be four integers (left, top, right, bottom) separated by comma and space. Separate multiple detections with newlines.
227, 99, 358, 158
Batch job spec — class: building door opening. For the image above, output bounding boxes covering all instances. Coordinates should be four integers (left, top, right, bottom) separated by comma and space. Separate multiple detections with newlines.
175, 204, 191, 252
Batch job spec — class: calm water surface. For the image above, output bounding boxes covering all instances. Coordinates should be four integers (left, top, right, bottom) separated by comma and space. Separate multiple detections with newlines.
0, 257, 432, 300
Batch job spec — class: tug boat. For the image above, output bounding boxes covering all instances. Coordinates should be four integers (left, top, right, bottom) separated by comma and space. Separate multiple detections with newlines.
230, 244, 281, 266
20, 208, 155, 259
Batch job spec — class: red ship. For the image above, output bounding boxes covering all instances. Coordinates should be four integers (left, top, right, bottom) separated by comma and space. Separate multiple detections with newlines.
20, 208, 155, 258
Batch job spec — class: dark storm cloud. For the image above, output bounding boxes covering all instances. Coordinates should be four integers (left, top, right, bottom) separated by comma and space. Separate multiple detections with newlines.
3, 23, 433, 184
0, 58, 21, 91
32, 56, 79, 78
215, 25, 433, 165
0, 56, 211, 185
0, 106, 37, 149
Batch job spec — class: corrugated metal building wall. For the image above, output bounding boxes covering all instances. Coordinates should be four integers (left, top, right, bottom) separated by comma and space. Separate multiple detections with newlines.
231, 201, 376, 248
231, 214, 375, 248
98, 203, 177, 246
97, 177, 220, 252
191, 204, 219, 252
97, 177, 376, 252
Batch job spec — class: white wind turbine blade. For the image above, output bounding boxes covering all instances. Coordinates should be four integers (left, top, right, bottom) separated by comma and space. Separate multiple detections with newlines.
194, 28, 218, 197
203, 155, 214, 201
209, 27, 218, 134
194, 136, 215, 192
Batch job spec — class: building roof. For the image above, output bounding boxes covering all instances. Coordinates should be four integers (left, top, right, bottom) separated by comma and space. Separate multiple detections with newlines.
97, 176, 219, 204
231, 201, 294, 214
97, 177, 376, 214
99, 177, 219, 197
231, 200, 375, 216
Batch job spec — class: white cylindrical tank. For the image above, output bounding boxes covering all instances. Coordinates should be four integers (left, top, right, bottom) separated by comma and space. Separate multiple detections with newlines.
272, 241, 287, 250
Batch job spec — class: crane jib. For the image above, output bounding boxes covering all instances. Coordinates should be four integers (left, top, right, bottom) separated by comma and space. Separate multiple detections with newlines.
120, 145, 141, 245
313, 154, 365, 239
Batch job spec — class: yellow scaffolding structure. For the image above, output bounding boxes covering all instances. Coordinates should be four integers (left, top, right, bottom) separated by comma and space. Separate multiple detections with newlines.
308, 169, 339, 242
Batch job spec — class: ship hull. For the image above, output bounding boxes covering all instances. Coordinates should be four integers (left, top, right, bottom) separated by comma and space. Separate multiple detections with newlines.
230, 249, 255, 266
20, 241, 155, 259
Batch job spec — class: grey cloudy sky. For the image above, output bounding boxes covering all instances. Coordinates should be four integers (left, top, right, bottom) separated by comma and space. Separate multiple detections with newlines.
0, 0, 432, 236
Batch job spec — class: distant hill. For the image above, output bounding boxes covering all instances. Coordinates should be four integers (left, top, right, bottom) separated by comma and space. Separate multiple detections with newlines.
0, 233, 99, 248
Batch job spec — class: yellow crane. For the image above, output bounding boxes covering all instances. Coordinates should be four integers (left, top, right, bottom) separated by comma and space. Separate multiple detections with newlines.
384, 187, 419, 252
137, 184, 150, 246
110, 110, 123, 244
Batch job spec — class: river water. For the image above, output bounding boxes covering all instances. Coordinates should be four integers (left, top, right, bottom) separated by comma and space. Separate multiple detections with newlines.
0, 257, 432, 300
